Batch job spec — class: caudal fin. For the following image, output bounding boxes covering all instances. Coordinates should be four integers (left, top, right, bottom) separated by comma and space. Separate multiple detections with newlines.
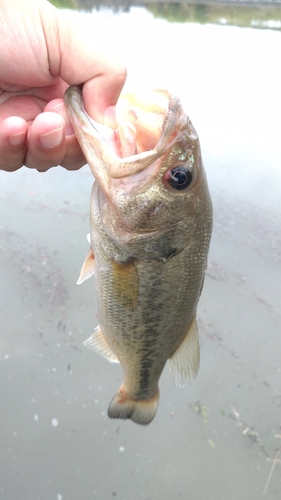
107, 389, 159, 425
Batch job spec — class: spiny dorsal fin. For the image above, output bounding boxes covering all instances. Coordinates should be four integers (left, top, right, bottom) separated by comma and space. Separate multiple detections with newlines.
168, 315, 200, 388
83, 326, 119, 363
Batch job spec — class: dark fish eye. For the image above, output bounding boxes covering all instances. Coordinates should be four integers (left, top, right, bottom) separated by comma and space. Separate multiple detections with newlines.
168, 166, 192, 190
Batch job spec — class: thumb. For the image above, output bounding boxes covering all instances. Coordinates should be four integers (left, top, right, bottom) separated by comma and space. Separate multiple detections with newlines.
50, 8, 127, 125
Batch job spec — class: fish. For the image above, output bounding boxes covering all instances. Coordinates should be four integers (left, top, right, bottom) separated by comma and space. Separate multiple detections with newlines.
64, 85, 212, 425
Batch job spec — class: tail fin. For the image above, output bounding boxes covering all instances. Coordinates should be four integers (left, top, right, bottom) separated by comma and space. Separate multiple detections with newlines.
107, 389, 159, 425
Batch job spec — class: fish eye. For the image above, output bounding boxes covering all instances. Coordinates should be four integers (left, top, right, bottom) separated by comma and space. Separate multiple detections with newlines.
167, 166, 192, 190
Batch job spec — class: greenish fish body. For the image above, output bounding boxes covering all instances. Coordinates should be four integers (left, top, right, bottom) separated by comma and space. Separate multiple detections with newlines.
65, 86, 212, 425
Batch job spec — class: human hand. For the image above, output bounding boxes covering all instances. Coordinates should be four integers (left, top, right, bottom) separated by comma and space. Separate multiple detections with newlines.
0, 0, 126, 172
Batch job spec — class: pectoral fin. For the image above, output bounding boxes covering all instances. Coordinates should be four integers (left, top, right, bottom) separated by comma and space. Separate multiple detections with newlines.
83, 325, 119, 363
77, 248, 95, 285
168, 315, 200, 388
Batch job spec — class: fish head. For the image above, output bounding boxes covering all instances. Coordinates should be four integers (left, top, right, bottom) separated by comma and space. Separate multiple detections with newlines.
65, 86, 210, 242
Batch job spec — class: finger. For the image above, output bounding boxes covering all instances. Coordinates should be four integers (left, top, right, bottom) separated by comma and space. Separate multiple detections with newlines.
25, 112, 66, 171
60, 136, 87, 171
51, 10, 127, 125
0, 116, 28, 171
44, 99, 74, 136
45, 99, 87, 170
0, 95, 45, 122
83, 70, 126, 128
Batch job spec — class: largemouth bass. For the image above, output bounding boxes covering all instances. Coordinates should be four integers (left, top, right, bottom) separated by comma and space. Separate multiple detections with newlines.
65, 86, 212, 425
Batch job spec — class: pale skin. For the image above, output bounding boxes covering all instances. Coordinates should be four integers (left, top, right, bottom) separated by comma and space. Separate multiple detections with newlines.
0, 0, 127, 172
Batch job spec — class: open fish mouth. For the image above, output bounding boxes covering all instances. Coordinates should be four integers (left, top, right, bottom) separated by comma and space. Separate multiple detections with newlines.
95, 89, 170, 158
65, 86, 191, 182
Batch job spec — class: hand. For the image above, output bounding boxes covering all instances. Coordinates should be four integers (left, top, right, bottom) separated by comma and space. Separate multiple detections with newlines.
0, 0, 126, 172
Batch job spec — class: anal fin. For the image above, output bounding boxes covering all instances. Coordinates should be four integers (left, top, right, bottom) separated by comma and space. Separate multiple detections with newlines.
168, 314, 200, 388
83, 325, 119, 363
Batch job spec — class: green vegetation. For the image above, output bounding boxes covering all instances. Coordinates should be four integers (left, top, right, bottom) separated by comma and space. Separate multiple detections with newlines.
48, 1, 281, 31
146, 3, 281, 30
49, 0, 78, 8
190, 400, 210, 424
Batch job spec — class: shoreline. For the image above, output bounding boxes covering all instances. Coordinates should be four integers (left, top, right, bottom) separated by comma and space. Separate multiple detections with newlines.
75, 0, 281, 7
51, 1, 281, 31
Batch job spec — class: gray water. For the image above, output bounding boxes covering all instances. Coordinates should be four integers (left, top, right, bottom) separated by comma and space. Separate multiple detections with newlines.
1, 6, 281, 500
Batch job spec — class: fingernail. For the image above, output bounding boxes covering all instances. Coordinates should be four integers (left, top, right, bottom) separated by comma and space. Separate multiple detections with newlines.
40, 127, 64, 148
8, 131, 26, 146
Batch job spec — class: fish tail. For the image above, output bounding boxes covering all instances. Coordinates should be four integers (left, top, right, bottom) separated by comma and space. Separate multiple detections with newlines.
107, 388, 159, 425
